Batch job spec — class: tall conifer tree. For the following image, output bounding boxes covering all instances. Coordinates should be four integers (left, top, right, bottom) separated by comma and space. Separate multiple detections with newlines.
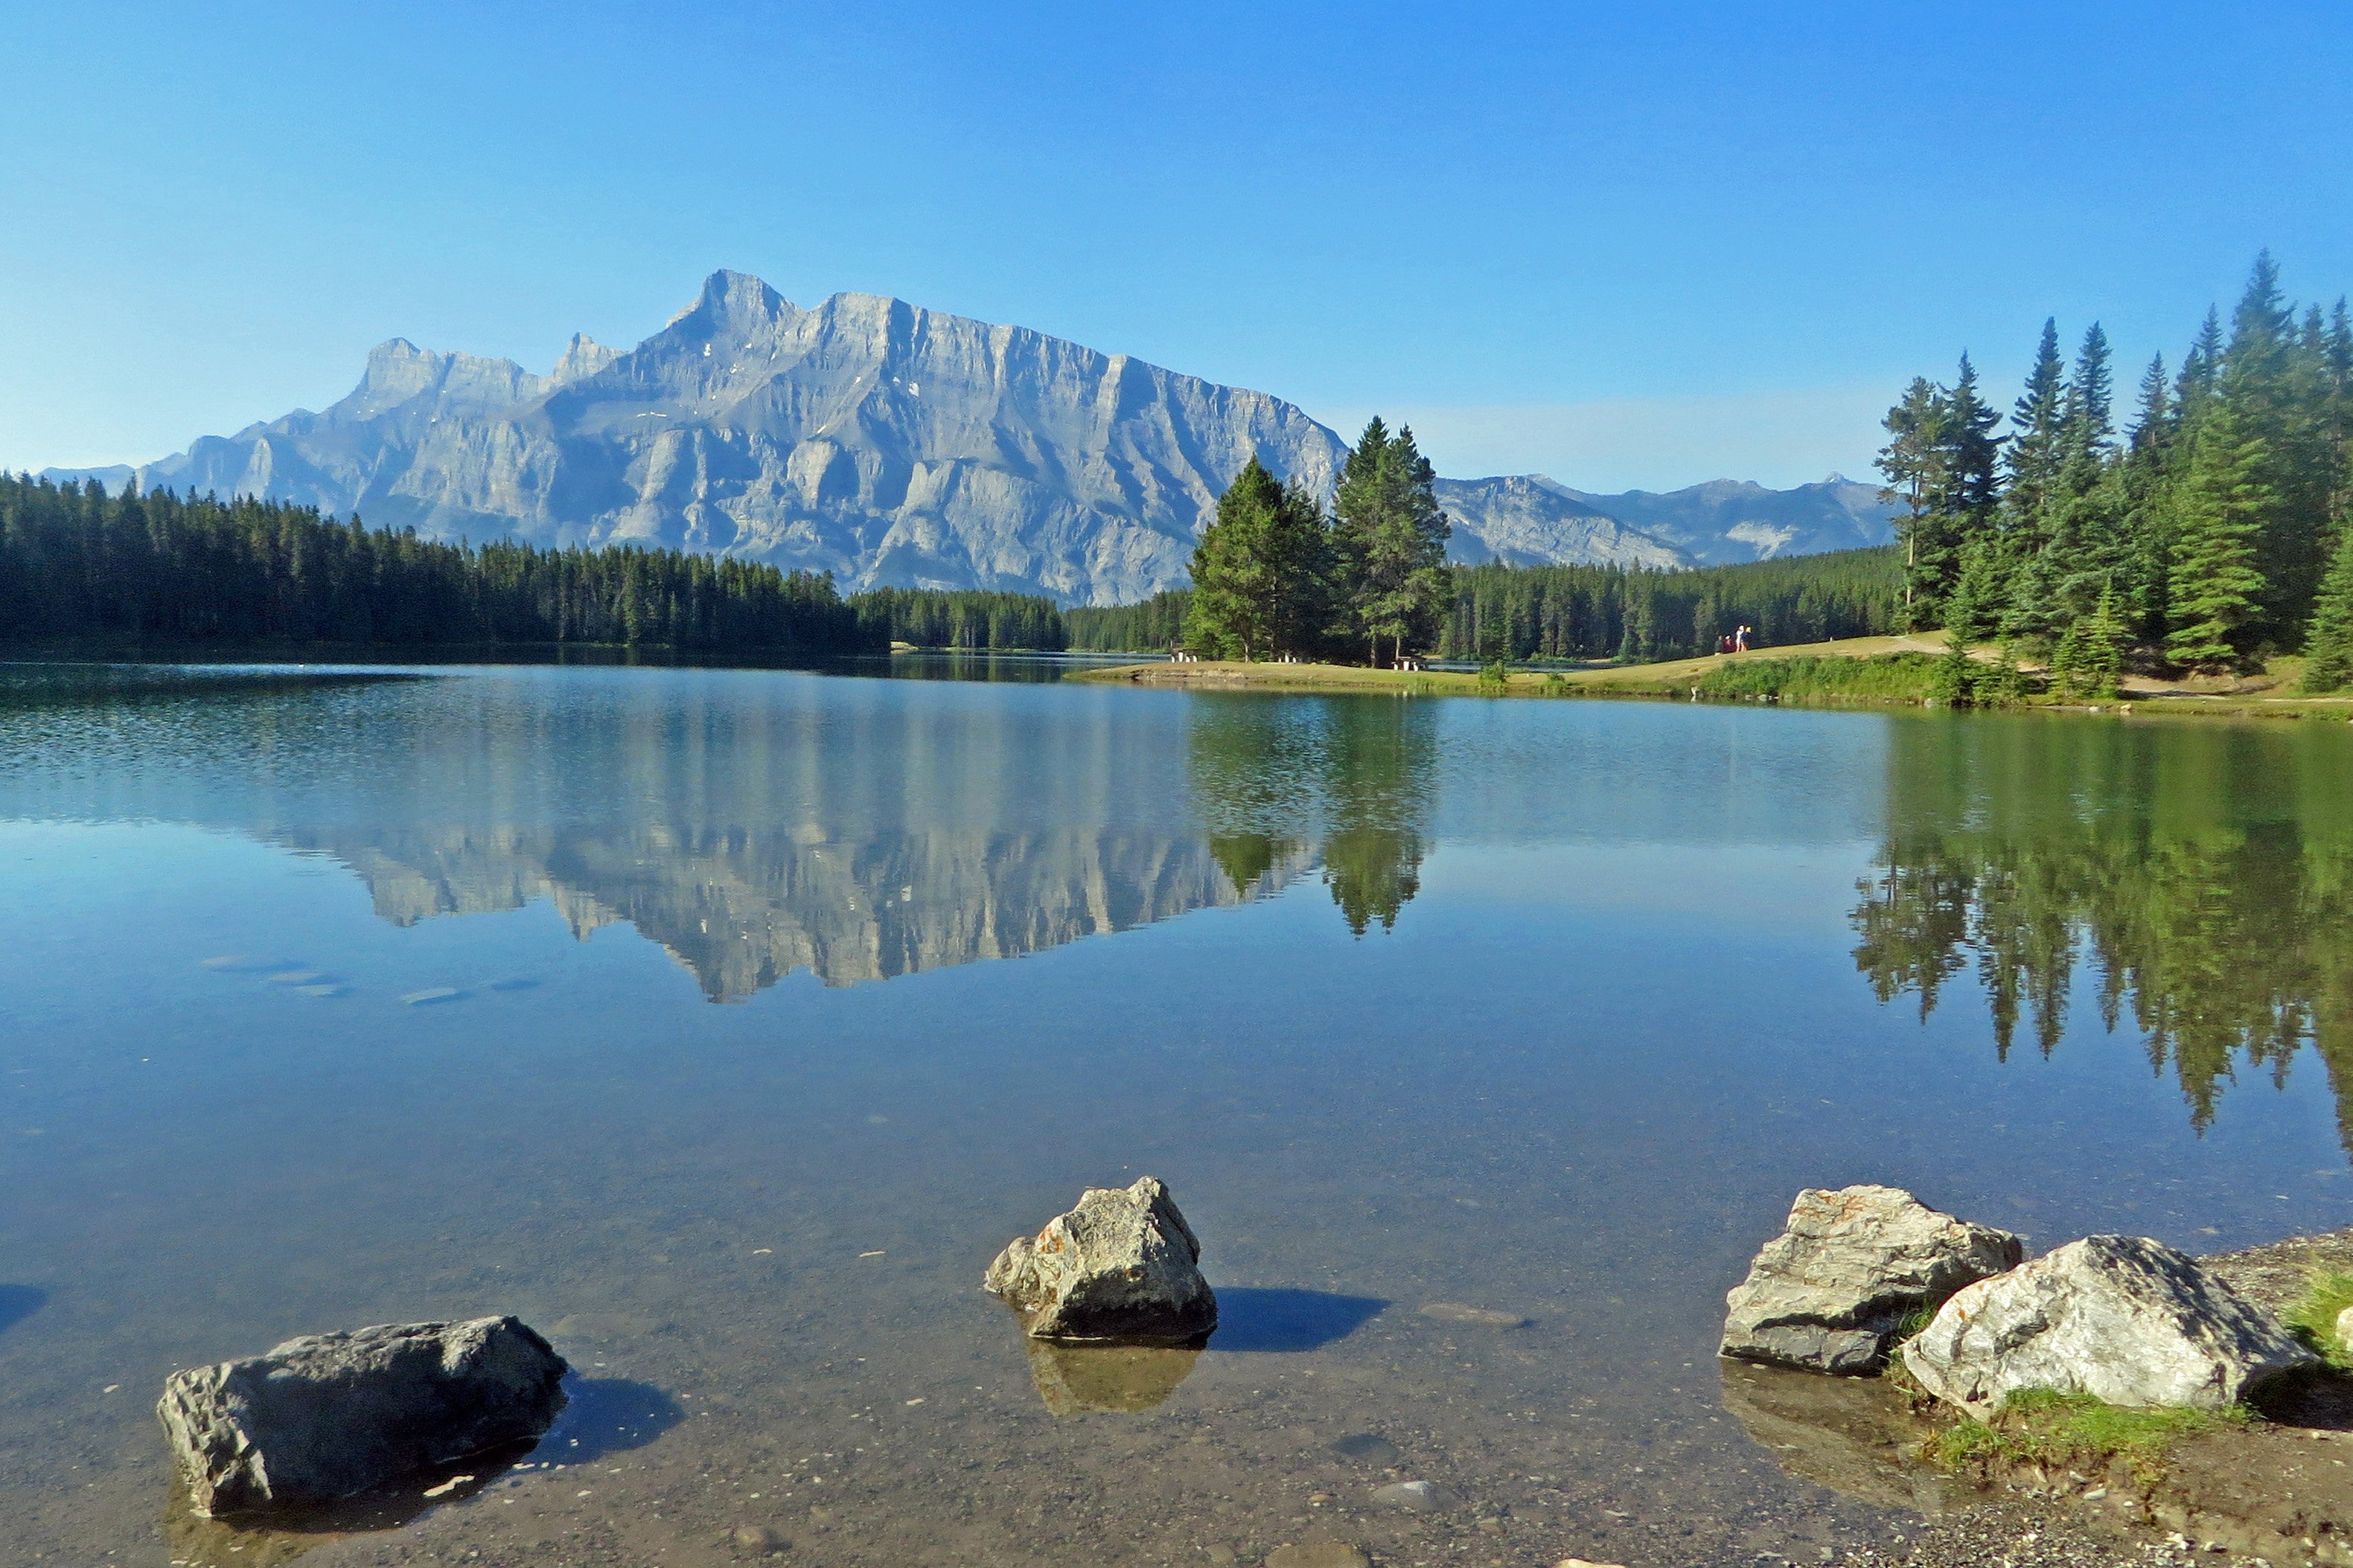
1330, 420, 1452, 666
2165, 401, 2272, 672
1184, 457, 1328, 661
1998, 321, 2071, 643
2299, 524, 2353, 694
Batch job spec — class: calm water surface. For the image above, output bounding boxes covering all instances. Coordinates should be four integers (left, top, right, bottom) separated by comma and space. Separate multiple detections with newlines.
3, 662, 2351, 1567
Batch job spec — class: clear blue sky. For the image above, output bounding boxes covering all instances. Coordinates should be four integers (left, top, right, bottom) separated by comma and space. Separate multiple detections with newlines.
5, 1, 2349, 490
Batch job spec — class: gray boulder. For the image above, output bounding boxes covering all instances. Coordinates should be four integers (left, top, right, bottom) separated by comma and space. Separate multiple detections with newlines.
159, 1316, 569, 1515
1722, 1185, 2022, 1375
1902, 1234, 2318, 1415
984, 1176, 1217, 1344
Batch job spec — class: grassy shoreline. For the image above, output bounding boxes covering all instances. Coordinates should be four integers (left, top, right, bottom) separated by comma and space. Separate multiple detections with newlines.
1073, 635, 2353, 720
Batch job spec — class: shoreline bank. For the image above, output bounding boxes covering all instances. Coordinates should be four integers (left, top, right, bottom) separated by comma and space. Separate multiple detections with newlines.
1073, 638, 2353, 721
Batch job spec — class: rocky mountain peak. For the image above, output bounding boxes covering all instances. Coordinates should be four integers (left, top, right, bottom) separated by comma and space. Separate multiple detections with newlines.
45, 273, 1896, 595
551, 333, 622, 384
348, 337, 542, 421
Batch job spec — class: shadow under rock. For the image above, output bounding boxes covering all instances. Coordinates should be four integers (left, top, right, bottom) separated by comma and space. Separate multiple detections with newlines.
0, 1284, 46, 1335
537, 1377, 686, 1461
2250, 1364, 2353, 1431
1210, 1287, 1388, 1352
162, 1442, 535, 1568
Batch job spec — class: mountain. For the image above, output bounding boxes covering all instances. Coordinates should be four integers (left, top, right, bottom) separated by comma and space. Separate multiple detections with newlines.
77, 272, 1351, 607
1559, 476, 1895, 566
1434, 475, 1690, 569
39, 270, 1894, 597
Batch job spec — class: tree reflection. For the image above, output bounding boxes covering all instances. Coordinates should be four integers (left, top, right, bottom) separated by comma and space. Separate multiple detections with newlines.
1852, 717, 2353, 1139
1187, 696, 1437, 934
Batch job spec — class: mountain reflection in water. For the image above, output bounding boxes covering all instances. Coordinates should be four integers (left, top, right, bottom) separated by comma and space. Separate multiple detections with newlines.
1854, 716, 2353, 1142
1, 666, 1438, 999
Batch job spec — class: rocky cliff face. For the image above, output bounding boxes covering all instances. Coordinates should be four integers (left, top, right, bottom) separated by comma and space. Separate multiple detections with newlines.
127, 272, 1353, 606
62, 271, 1895, 595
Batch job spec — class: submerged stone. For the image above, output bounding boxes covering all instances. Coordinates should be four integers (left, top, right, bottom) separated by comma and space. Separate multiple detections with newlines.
1721, 1185, 2022, 1375
1902, 1234, 2318, 1415
1326, 1431, 1402, 1465
1417, 1302, 1527, 1327
158, 1316, 568, 1515
1265, 1544, 1370, 1568
1371, 1479, 1459, 1511
983, 1176, 1216, 1344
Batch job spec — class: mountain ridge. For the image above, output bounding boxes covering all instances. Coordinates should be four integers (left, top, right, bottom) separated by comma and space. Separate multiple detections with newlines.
37, 270, 1894, 600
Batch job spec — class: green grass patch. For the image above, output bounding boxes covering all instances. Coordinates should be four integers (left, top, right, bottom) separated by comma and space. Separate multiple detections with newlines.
2284, 1270, 2353, 1369
1926, 1389, 2250, 1485
1695, 653, 1946, 703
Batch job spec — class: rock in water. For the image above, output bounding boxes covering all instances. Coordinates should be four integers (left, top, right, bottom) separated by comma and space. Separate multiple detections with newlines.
1265, 1545, 1370, 1568
1902, 1235, 2317, 1415
983, 1176, 1216, 1344
1417, 1302, 1527, 1327
1721, 1185, 2022, 1375
158, 1316, 569, 1515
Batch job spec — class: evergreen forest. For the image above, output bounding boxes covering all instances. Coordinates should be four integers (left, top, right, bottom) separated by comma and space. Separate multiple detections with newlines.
0, 476, 871, 653
850, 588, 1068, 652
1878, 253, 2353, 694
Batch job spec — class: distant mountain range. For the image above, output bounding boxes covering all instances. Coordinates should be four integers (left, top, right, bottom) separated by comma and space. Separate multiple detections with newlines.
40, 270, 1894, 603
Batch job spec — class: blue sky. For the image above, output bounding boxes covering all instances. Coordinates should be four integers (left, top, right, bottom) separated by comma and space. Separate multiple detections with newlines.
4, 1, 2349, 490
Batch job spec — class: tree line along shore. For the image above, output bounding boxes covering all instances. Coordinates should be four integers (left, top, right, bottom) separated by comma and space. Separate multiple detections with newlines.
10, 253, 2352, 711
0, 468, 1893, 665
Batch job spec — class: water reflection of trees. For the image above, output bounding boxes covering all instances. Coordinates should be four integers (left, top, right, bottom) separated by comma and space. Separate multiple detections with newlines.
1852, 717, 2353, 1136
1187, 697, 1437, 935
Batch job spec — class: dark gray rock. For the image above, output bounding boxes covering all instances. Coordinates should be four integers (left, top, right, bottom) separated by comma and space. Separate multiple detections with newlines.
1721, 1185, 2022, 1375
1902, 1235, 2319, 1415
158, 1316, 568, 1515
983, 1176, 1216, 1344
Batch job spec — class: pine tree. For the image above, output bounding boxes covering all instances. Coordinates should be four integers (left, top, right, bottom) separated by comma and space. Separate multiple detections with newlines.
2165, 400, 2272, 673
2299, 523, 2353, 694
1185, 457, 1323, 661
1944, 533, 2004, 644
2004, 321, 2070, 540
2051, 615, 2089, 695
1998, 320, 2071, 644
2177, 307, 2224, 423
1330, 420, 1452, 666
1875, 355, 2000, 630
2217, 252, 2332, 640
1880, 376, 1950, 626
2047, 324, 2124, 626
2054, 587, 2129, 698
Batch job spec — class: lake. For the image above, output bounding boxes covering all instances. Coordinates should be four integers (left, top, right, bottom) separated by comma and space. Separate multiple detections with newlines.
2, 661, 2349, 1567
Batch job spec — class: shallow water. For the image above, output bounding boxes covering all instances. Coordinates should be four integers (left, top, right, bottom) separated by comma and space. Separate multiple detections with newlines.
2, 664, 2350, 1567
